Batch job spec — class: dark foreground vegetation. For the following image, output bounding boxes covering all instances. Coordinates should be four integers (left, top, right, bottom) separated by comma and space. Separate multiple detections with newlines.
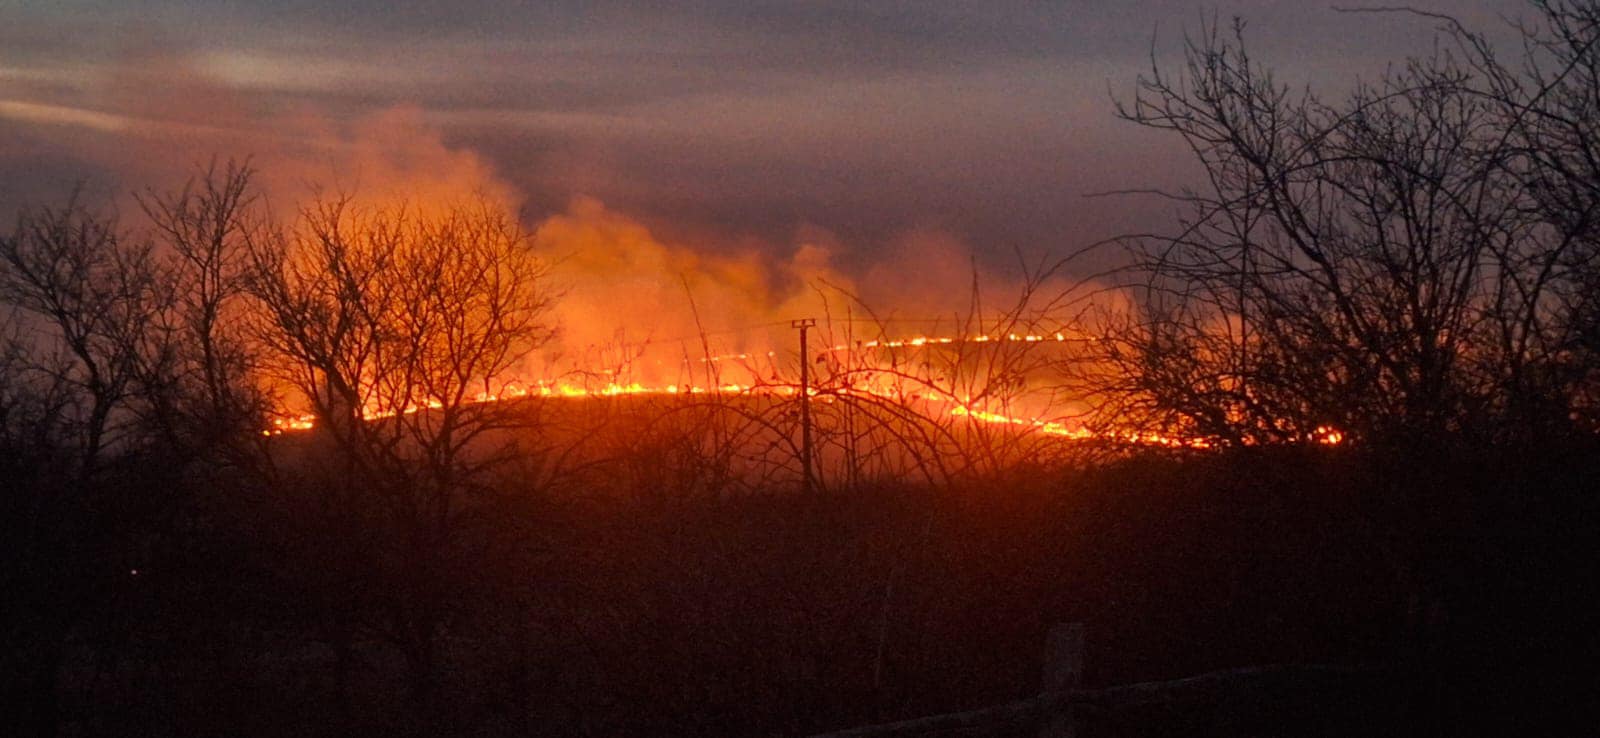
4, 431, 1595, 737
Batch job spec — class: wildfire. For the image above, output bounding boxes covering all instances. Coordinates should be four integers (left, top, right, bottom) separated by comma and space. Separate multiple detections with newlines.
261, 327, 1344, 450
837, 332, 1071, 352
1312, 426, 1345, 446
264, 385, 1338, 448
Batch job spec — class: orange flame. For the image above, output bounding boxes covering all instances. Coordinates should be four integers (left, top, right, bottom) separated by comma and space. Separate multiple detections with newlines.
261, 326, 1312, 450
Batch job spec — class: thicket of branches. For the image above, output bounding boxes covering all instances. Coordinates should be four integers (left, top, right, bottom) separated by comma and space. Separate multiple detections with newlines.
0, 163, 566, 731
244, 192, 558, 704
1075, 1, 1600, 447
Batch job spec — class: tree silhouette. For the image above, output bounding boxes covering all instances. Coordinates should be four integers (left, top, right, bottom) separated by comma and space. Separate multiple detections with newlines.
245, 193, 556, 705
1081, 5, 1600, 447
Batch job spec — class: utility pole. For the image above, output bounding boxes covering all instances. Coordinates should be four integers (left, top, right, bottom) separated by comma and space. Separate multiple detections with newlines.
791, 318, 816, 493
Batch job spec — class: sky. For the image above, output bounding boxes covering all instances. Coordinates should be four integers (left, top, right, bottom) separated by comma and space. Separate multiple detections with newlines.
1, 1, 1526, 283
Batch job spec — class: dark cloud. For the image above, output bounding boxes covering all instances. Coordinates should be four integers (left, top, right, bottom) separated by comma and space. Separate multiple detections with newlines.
2, 0, 1529, 272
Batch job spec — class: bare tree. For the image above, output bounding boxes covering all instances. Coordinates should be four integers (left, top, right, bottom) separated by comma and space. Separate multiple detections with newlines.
0, 194, 164, 469
136, 158, 267, 450
1475, 1, 1600, 431
1078, 5, 1600, 447
245, 193, 556, 703
0, 188, 227, 736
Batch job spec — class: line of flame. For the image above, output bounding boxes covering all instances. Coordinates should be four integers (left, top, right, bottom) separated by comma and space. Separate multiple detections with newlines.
262, 329, 1342, 448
